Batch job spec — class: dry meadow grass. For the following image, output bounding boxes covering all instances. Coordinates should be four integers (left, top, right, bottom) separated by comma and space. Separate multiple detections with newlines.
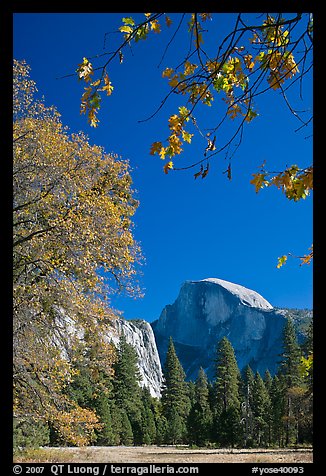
14, 445, 313, 464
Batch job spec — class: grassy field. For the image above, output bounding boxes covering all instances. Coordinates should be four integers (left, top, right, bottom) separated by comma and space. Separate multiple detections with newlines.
14, 445, 313, 464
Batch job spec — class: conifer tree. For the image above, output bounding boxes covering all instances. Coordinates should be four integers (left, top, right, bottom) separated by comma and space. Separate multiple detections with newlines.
113, 334, 143, 444
263, 370, 273, 445
216, 406, 242, 448
240, 365, 255, 447
280, 318, 303, 388
214, 337, 241, 446
165, 407, 185, 445
270, 375, 285, 447
120, 412, 134, 445
187, 367, 213, 446
252, 372, 272, 447
161, 337, 190, 443
299, 320, 313, 443
279, 318, 303, 445
140, 387, 157, 445
214, 337, 241, 413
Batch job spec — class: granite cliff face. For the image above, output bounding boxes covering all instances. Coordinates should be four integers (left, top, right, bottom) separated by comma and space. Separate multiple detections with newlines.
106, 317, 163, 398
53, 308, 164, 398
151, 278, 296, 380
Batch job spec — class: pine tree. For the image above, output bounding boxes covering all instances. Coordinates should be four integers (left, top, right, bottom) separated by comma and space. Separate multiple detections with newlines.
93, 396, 115, 445
120, 411, 134, 445
161, 337, 190, 443
140, 387, 157, 445
279, 318, 303, 446
214, 337, 241, 446
299, 320, 313, 443
165, 407, 185, 445
13, 418, 50, 449
240, 365, 255, 447
113, 334, 143, 444
263, 370, 273, 445
252, 372, 272, 447
270, 375, 286, 447
279, 318, 303, 388
187, 367, 213, 446
214, 337, 241, 413
65, 351, 115, 446
216, 407, 242, 448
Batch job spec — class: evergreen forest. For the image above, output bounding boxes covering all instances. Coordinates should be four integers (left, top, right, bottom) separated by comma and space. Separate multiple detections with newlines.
14, 317, 313, 450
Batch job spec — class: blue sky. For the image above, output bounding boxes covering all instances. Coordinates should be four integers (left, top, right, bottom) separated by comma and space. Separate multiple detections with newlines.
13, 13, 313, 322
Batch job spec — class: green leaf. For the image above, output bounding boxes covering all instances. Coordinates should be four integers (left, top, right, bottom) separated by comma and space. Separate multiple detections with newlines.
178, 106, 190, 119
119, 25, 133, 34
122, 17, 135, 26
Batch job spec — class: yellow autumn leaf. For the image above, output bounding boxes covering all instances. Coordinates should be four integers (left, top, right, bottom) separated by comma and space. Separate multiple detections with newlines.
182, 129, 193, 143
184, 61, 198, 76
150, 19, 161, 33
244, 54, 255, 71
168, 75, 180, 89
162, 67, 174, 78
168, 114, 182, 134
119, 25, 133, 34
163, 161, 174, 174
77, 57, 93, 82
277, 255, 288, 268
91, 79, 101, 87
168, 134, 183, 155
250, 172, 269, 193
159, 146, 167, 160
101, 74, 114, 96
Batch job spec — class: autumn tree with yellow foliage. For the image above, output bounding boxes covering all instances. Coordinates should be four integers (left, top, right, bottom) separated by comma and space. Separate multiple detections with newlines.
74, 12, 313, 266
13, 59, 142, 445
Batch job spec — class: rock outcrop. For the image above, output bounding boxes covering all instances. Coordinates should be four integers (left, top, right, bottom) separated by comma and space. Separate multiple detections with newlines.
151, 278, 303, 380
106, 317, 163, 398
